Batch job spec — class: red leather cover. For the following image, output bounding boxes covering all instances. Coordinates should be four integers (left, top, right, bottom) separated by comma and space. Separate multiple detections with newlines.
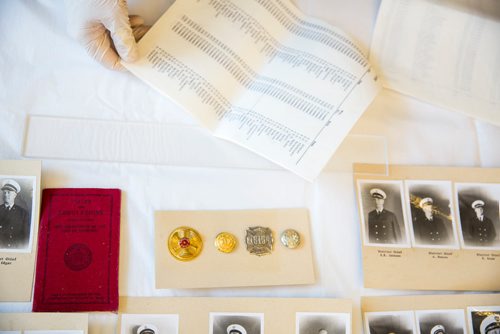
33, 188, 121, 312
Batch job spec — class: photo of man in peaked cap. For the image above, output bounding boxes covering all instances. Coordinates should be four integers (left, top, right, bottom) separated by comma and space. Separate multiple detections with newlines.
412, 197, 450, 246
430, 324, 447, 334
296, 312, 349, 334
210, 313, 262, 334
358, 180, 408, 247
368, 188, 402, 244
469, 308, 500, 334
479, 314, 500, 334
0, 178, 31, 250
120, 314, 179, 334
227, 324, 247, 334
416, 309, 466, 334
365, 311, 415, 334
135, 324, 158, 334
467, 200, 497, 247
456, 183, 500, 249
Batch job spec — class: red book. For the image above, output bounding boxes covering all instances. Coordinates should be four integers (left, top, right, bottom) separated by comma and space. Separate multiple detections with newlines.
33, 188, 121, 312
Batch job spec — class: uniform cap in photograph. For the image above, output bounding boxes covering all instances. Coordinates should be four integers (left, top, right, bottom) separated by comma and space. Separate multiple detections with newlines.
430, 324, 446, 334
1, 179, 21, 193
227, 324, 247, 334
472, 200, 485, 209
136, 324, 158, 334
370, 188, 387, 199
419, 197, 433, 208
480, 314, 500, 334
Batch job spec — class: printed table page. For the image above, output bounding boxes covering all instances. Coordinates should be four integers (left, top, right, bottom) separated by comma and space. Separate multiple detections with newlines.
124, 0, 380, 180
370, 0, 500, 125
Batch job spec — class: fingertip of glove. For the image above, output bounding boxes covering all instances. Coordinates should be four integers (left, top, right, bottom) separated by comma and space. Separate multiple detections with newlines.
112, 61, 127, 72
122, 45, 139, 62
112, 30, 139, 62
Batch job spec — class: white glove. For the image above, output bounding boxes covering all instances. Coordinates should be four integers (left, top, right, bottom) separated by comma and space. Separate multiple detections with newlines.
65, 0, 149, 71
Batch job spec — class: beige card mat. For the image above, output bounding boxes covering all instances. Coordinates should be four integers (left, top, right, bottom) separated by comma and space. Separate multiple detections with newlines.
0, 160, 41, 301
155, 209, 315, 289
354, 164, 500, 291
0, 312, 88, 333
362, 294, 500, 334
119, 296, 353, 334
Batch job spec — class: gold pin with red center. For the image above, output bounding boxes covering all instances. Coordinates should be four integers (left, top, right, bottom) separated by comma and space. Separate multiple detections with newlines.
168, 226, 203, 261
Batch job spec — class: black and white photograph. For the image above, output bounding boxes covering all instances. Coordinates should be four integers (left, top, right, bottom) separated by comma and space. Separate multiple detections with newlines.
210, 313, 263, 334
120, 313, 179, 334
455, 183, 500, 250
296, 312, 350, 334
364, 311, 416, 334
467, 306, 500, 334
415, 309, 465, 334
357, 180, 410, 247
0, 175, 36, 252
405, 181, 458, 248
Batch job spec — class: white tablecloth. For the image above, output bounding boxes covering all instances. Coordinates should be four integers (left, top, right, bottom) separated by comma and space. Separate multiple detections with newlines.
1, 1, 498, 332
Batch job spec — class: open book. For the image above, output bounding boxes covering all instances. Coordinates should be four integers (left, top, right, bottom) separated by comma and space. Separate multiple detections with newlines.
124, 0, 379, 180
371, 0, 500, 126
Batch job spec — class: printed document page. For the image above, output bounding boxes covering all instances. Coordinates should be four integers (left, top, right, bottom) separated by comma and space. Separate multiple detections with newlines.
371, 0, 500, 125
124, 0, 380, 180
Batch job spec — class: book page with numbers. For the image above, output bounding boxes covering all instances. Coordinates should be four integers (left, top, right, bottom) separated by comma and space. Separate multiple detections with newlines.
371, 0, 500, 126
124, 0, 380, 180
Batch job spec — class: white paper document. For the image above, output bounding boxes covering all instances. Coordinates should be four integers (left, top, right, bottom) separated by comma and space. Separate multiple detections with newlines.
124, 0, 380, 181
371, 0, 500, 125
24, 116, 387, 173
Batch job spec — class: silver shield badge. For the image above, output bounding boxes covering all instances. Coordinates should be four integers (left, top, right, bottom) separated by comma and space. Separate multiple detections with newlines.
245, 226, 274, 256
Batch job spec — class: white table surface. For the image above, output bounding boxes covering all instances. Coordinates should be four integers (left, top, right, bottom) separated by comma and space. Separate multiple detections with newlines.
0, 1, 498, 333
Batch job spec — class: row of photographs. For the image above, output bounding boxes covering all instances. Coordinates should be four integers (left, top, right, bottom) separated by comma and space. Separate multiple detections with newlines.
364, 306, 500, 334
357, 180, 500, 250
121, 312, 351, 334
4, 176, 500, 252
121, 308, 500, 334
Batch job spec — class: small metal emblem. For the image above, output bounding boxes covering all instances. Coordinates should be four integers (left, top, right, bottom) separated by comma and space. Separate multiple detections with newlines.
168, 226, 203, 261
214, 232, 237, 253
245, 226, 273, 256
280, 229, 301, 249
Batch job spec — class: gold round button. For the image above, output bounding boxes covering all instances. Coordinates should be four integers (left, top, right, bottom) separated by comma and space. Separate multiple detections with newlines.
280, 229, 301, 249
168, 226, 203, 261
214, 232, 237, 253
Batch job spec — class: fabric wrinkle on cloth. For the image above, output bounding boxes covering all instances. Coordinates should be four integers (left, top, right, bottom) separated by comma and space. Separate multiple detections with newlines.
0, 1, 499, 333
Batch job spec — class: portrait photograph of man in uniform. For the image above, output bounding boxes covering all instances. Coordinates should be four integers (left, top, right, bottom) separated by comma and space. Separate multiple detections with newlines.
416, 309, 466, 334
296, 312, 349, 334
456, 183, 500, 250
357, 180, 410, 247
468, 308, 500, 334
406, 181, 458, 248
0, 177, 34, 251
364, 311, 415, 334
119, 313, 179, 334
210, 313, 263, 334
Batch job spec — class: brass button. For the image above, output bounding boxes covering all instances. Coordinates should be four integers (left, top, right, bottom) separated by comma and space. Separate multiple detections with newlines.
214, 232, 237, 253
168, 226, 203, 261
280, 229, 301, 249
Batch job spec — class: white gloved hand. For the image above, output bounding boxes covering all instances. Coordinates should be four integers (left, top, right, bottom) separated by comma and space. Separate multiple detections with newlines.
65, 0, 149, 71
